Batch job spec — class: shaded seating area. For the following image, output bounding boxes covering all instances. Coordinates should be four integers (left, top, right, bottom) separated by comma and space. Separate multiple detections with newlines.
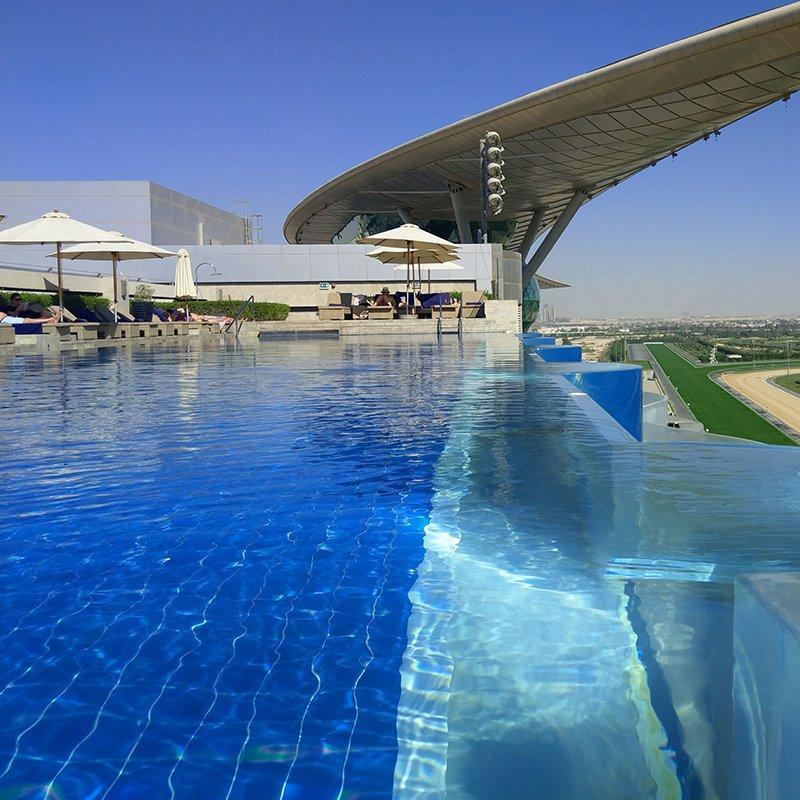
314, 287, 485, 323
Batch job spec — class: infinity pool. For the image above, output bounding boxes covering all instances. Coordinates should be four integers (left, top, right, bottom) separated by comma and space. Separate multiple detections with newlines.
1, 336, 799, 799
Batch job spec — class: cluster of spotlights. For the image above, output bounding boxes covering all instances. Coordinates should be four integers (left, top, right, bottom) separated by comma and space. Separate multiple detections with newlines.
482, 131, 506, 215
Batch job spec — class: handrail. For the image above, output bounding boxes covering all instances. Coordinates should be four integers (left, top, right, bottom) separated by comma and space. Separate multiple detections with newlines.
222, 295, 255, 337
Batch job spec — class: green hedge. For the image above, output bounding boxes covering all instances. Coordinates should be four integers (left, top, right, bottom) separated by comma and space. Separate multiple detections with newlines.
69, 294, 110, 310
0, 291, 109, 310
0, 291, 56, 307
182, 299, 290, 321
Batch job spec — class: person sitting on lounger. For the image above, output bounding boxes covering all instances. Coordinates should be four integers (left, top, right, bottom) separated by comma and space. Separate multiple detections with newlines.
8, 293, 48, 319
373, 287, 394, 307
351, 294, 369, 319
0, 310, 59, 325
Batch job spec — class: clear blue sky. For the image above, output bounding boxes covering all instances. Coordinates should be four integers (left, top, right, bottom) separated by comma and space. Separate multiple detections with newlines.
2, 0, 798, 317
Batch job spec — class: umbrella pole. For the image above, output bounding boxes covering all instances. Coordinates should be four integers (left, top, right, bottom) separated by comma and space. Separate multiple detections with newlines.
112, 254, 119, 322
413, 257, 416, 313
56, 242, 64, 322
406, 241, 410, 315
428, 268, 431, 293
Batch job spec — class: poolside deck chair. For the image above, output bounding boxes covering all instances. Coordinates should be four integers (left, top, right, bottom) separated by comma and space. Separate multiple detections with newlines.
366, 304, 394, 320
318, 289, 351, 321
45, 308, 99, 341
416, 293, 460, 319
393, 291, 416, 313
461, 290, 486, 318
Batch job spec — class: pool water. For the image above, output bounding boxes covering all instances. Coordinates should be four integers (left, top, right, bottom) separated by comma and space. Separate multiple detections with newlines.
0, 336, 799, 799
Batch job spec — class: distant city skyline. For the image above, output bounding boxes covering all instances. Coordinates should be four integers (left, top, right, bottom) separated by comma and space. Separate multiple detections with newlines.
2, 0, 799, 316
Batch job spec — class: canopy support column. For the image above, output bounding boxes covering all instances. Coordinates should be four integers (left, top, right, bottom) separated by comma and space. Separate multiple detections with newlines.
522, 190, 588, 287
519, 208, 546, 264
448, 184, 472, 244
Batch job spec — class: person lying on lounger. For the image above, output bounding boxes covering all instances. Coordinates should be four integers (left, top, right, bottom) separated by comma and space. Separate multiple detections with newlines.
0, 310, 59, 325
188, 312, 235, 325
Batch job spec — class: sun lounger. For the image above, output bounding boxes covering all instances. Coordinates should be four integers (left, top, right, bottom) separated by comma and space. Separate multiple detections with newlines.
461, 290, 486, 318
393, 291, 416, 310
318, 290, 351, 321
416, 293, 460, 319
366, 305, 395, 320
319, 306, 347, 321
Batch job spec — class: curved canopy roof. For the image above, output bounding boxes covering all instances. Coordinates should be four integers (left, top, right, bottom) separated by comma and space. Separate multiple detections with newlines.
285, 3, 800, 253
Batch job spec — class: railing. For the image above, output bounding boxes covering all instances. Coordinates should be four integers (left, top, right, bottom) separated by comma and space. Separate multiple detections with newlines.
435, 301, 464, 340
436, 299, 464, 339
222, 295, 255, 337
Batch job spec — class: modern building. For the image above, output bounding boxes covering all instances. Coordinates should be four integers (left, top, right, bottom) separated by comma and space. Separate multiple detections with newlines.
284, 3, 800, 326
0, 181, 248, 247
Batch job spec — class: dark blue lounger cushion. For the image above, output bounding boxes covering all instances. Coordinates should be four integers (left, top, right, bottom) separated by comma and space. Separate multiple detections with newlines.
393, 292, 416, 307
420, 293, 452, 309
12, 322, 43, 334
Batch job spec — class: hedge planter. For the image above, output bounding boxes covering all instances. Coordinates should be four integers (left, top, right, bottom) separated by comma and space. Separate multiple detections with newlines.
186, 300, 290, 321
130, 300, 155, 322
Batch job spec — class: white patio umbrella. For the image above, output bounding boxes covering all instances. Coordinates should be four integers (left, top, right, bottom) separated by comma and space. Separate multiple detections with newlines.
52, 233, 176, 321
358, 223, 457, 251
359, 224, 458, 314
174, 249, 197, 321
367, 246, 461, 297
0, 211, 128, 321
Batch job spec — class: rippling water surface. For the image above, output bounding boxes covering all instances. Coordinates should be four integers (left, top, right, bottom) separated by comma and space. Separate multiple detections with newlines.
0, 338, 471, 799
1, 336, 799, 800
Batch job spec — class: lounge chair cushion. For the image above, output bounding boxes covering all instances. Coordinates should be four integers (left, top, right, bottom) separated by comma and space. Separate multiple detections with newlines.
394, 292, 416, 308
13, 322, 43, 334
420, 293, 452, 309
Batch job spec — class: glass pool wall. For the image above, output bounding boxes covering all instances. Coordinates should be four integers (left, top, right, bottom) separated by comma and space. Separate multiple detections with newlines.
397, 335, 800, 800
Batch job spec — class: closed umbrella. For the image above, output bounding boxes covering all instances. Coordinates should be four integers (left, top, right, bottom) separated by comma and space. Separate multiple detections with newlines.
0, 211, 128, 321
174, 249, 197, 321
358, 224, 458, 314
52, 233, 175, 321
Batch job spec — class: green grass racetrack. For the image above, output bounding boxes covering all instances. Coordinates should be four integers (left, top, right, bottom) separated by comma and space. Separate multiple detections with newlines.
646, 343, 796, 446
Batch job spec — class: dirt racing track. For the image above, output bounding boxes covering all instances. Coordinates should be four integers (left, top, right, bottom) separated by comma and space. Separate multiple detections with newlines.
719, 369, 800, 437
